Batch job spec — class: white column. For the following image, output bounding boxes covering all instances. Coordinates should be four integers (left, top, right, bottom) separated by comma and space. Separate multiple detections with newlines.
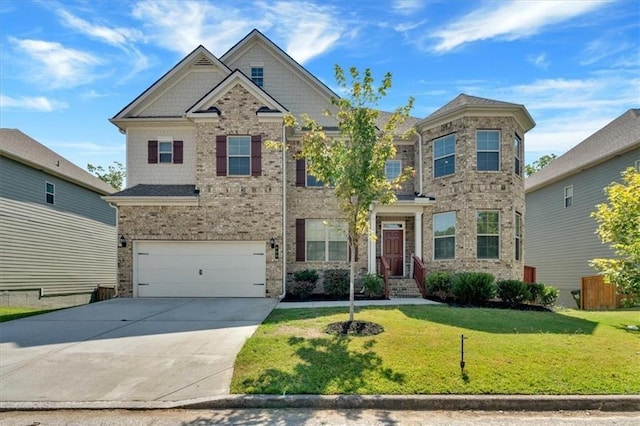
415, 211, 423, 260
368, 211, 377, 273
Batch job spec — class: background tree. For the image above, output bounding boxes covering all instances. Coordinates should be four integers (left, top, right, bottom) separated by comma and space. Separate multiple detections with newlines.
524, 153, 557, 176
87, 161, 126, 190
285, 65, 414, 322
589, 167, 640, 306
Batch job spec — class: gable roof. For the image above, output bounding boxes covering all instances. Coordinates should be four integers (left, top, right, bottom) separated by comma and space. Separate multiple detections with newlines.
525, 108, 640, 193
111, 45, 230, 124
186, 69, 287, 117
221, 29, 339, 103
417, 93, 536, 133
0, 129, 115, 194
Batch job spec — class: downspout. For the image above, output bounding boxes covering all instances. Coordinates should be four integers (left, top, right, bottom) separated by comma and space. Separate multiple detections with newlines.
279, 124, 287, 298
417, 132, 424, 195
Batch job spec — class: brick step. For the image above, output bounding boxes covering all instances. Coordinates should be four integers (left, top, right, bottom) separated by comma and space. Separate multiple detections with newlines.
388, 279, 422, 298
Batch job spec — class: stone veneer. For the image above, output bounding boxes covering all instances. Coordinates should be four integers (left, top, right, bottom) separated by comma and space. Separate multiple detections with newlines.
419, 116, 526, 280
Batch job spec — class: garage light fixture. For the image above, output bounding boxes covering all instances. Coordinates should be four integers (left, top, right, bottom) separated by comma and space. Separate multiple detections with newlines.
120, 235, 127, 248
269, 237, 275, 249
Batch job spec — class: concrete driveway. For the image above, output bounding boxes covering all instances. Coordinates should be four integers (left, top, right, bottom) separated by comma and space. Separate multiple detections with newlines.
0, 298, 277, 403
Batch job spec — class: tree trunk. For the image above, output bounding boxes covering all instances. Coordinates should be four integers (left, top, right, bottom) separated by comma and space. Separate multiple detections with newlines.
349, 240, 355, 322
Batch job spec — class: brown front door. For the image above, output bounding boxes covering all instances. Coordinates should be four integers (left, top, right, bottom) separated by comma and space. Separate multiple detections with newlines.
383, 229, 403, 276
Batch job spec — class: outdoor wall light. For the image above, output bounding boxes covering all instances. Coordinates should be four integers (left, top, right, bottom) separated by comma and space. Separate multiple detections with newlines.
269, 237, 276, 249
120, 235, 127, 248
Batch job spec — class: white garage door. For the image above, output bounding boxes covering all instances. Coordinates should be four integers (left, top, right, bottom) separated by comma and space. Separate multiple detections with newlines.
135, 241, 266, 297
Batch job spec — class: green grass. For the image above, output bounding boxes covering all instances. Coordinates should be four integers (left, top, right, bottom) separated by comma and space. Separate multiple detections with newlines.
0, 306, 59, 322
231, 305, 640, 395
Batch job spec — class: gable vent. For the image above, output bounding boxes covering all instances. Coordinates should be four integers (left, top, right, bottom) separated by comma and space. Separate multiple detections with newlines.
194, 56, 214, 66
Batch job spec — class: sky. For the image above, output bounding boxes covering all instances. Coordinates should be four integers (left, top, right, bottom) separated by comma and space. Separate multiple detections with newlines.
1, 0, 639, 174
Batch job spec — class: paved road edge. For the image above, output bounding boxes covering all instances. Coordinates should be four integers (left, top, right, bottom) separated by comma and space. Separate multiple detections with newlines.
2, 395, 639, 412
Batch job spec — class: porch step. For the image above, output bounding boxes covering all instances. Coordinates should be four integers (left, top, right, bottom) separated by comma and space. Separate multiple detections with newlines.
388, 278, 423, 299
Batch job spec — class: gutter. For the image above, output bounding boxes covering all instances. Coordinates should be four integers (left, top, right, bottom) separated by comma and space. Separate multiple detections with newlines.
417, 132, 423, 195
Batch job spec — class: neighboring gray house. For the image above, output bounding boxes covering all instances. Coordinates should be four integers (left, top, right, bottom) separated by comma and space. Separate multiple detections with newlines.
525, 109, 640, 307
0, 129, 117, 308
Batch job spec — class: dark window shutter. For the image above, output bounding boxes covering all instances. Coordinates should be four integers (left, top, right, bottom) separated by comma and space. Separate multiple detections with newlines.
216, 135, 227, 176
148, 140, 158, 164
296, 159, 305, 186
296, 219, 306, 261
251, 135, 262, 176
173, 140, 183, 164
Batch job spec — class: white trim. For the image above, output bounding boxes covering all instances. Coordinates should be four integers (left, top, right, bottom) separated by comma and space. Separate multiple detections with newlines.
102, 196, 199, 206
45, 181, 55, 205
381, 221, 406, 276
477, 129, 501, 172
564, 185, 573, 208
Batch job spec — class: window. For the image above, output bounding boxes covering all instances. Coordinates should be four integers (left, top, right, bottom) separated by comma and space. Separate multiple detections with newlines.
385, 160, 402, 180
306, 220, 348, 262
45, 182, 55, 204
515, 212, 522, 261
477, 130, 500, 171
159, 140, 173, 163
228, 136, 251, 176
564, 185, 573, 208
433, 211, 455, 260
433, 134, 455, 177
306, 160, 324, 187
251, 67, 264, 87
477, 211, 500, 259
514, 135, 522, 176
147, 139, 183, 164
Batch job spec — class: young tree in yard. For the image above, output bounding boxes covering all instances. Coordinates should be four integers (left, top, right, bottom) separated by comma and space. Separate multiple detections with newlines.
524, 153, 557, 176
87, 161, 126, 190
285, 65, 414, 322
589, 167, 640, 305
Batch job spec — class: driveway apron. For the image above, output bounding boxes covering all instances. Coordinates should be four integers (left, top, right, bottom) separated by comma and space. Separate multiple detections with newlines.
0, 298, 277, 402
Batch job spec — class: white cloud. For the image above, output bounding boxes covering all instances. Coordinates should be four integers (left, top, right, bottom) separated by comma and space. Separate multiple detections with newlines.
393, 0, 424, 16
430, 0, 610, 53
9, 37, 103, 88
526, 52, 549, 70
131, 0, 257, 55
0, 94, 68, 111
580, 38, 633, 66
262, 1, 344, 64
58, 9, 142, 47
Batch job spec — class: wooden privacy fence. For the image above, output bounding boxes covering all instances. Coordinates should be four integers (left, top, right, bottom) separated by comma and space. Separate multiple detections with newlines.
581, 275, 620, 310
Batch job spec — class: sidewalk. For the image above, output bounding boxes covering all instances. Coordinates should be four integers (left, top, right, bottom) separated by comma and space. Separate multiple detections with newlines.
275, 297, 440, 309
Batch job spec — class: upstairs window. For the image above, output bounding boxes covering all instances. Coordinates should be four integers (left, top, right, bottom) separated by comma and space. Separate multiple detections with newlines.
306, 160, 324, 187
514, 134, 523, 176
385, 160, 402, 180
45, 182, 55, 204
433, 134, 455, 178
564, 185, 573, 207
477, 211, 500, 259
251, 67, 264, 87
228, 136, 251, 176
147, 139, 183, 164
433, 211, 456, 260
477, 130, 500, 171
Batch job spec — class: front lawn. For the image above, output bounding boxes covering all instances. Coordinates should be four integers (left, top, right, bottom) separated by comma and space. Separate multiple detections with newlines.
0, 306, 58, 322
231, 305, 640, 395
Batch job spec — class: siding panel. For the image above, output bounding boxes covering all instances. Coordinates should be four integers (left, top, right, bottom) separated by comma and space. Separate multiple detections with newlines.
524, 149, 639, 306
0, 197, 117, 295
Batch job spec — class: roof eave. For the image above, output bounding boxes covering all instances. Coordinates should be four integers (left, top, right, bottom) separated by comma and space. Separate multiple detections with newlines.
417, 105, 536, 133
101, 196, 199, 206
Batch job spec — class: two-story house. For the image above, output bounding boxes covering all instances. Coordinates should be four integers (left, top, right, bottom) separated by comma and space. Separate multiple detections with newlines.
106, 29, 535, 299
0, 129, 117, 308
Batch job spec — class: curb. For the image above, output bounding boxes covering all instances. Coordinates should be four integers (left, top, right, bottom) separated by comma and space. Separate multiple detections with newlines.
2, 395, 639, 412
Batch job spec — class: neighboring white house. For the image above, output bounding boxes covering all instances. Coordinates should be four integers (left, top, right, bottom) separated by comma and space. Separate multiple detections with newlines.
524, 109, 640, 307
0, 129, 117, 308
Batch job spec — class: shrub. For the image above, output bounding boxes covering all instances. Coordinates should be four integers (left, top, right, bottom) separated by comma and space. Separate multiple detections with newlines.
539, 284, 559, 306
527, 283, 559, 306
425, 271, 453, 299
290, 269, 319, 300
323, 269, 349, 299
496, 279, 531, 306
451, 272, 496, 306
360, 273, 384, 297
293, 269, 319, 283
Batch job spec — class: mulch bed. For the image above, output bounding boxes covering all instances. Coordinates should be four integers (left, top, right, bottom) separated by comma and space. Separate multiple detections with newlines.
325, 320, 384, 336
425, 296, 553, 312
